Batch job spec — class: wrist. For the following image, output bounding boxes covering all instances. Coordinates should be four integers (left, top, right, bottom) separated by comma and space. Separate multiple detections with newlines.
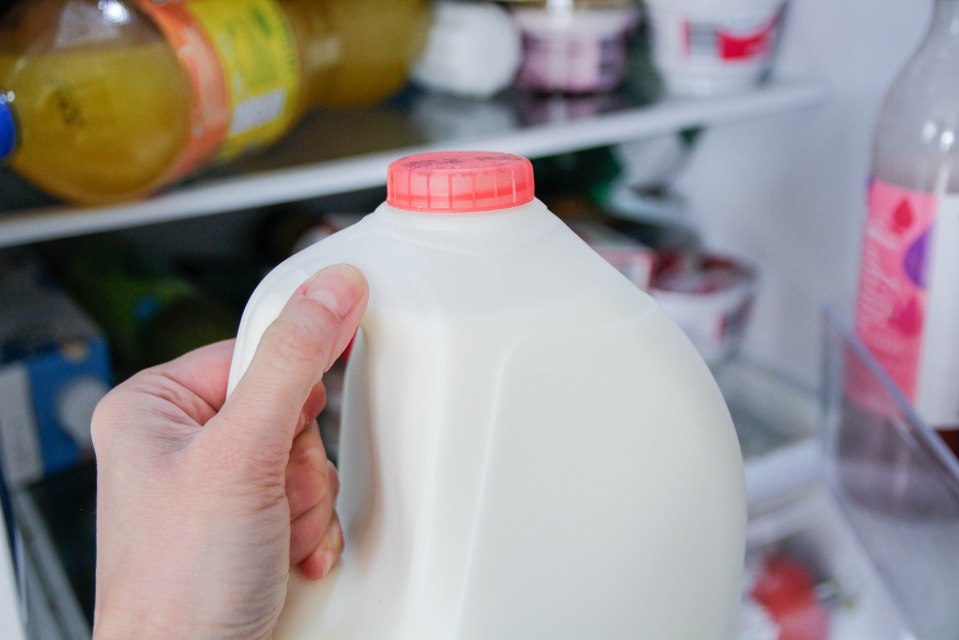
93, 586, 274, 640
93, 594, 187, 640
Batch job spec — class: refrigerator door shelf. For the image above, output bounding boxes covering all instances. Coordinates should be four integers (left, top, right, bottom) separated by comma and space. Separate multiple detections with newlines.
821, 307, 959, 640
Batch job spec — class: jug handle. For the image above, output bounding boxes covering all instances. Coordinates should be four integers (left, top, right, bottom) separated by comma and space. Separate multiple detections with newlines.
226, 232, 366, 397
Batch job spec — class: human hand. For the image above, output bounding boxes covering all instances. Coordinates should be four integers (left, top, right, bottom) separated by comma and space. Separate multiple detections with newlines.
91, 264, 368, 640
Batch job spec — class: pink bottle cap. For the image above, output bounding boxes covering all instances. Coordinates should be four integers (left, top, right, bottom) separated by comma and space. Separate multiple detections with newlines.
387, 151, 535, 213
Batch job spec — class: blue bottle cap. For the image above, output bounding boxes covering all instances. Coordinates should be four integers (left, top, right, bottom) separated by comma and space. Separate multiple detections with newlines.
0, 94, 16, 160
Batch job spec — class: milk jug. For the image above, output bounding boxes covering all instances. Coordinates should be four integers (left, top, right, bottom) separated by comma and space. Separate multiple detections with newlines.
228, 152, 746, 639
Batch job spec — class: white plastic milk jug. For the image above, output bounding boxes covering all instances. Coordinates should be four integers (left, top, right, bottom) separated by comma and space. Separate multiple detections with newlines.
228, 152, 746, 640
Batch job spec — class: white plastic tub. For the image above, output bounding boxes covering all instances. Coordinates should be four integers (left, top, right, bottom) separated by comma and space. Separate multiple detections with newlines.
645, 0, 787, 96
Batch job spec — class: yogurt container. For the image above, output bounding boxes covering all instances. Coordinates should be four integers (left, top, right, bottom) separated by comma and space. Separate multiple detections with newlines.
645, 0, 787, 96
651, 250, 757, 367
510, 0, 641, 94
412, 1, 523, 98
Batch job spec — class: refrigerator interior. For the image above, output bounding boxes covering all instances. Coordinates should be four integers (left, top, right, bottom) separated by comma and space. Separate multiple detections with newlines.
0, 0, 957, 638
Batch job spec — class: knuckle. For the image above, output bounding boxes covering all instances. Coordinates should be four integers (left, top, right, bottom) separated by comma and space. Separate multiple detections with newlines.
89, 367, 194, 457
287, 454, 332, 517
287, 475, 319, 519
89, 386, 128, 454
291, 506, 329, 562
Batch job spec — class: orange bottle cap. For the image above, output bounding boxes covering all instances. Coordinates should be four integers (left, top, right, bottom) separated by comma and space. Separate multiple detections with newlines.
387, 151, 535, 213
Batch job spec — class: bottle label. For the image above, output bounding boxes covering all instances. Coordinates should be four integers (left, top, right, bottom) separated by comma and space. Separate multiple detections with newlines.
137, 0, 299, 177
852, 179, 959, 426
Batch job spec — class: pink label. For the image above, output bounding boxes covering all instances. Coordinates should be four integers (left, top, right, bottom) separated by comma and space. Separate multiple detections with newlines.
851, 179, 937, 412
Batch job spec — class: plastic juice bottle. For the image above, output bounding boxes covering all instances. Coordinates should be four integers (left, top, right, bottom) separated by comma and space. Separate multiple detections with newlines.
0, 0, 429, 205
0, 0, 191, 204
851, 0, 959, 459
229, 151, 747, 640
284, 0, 430, 109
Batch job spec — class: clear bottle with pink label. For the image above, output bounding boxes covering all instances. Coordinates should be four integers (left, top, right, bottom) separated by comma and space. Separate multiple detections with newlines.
851, 0, 959, 459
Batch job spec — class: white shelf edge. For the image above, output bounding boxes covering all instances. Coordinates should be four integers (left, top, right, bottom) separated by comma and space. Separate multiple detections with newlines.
722, 356, 825, 505
745, 437, 821, 505
0, 78, 828, 248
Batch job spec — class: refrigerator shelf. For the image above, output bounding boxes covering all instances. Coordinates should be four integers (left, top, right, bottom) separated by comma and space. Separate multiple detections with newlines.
713, 357, 822, 506
0, 78, 827, 249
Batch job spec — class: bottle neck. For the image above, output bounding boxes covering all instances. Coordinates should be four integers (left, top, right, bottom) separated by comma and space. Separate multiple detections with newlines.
0, 93, 16, 161
928, 0, 959, 39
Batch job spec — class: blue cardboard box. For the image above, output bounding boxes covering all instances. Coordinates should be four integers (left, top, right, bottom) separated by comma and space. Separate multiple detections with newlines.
0, 253, 112, 487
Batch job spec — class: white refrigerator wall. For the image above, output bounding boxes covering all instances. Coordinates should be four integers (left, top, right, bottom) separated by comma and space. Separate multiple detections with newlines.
677, 0, 931, 387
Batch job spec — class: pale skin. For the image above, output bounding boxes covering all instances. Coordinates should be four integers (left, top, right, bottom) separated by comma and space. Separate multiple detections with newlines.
91, 264, 369, 639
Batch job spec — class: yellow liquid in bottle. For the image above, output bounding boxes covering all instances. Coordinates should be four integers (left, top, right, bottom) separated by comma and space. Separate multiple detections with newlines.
0, 0, 429, 205
0, 41, 190, 205
282, 0, 431, 109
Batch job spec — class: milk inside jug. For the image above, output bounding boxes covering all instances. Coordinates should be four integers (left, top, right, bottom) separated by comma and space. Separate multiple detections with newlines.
228, 151, 746, 640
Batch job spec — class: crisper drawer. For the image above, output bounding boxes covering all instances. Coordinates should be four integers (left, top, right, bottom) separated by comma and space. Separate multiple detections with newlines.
742, 485, 911, 640
717, 356, 913, 640
820, 308, 959, 640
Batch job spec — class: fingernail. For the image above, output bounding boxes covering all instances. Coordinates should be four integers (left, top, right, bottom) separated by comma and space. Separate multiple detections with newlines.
320, 518, 343, 577
302, 264, 366, 318
320, 550, 336, 577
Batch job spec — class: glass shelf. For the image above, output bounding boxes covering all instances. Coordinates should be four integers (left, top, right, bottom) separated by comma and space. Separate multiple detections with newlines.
0, 78, 826, 249
713, 357, 821, 506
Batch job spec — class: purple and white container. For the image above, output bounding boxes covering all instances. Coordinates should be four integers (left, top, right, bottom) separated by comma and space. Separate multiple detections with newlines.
510, 0, 640, 94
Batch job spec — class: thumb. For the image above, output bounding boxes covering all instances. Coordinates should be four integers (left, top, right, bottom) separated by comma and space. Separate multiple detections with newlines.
213, 264, 368, 457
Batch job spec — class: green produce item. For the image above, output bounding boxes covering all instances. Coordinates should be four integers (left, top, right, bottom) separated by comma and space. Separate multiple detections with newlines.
60, 241, 238, 373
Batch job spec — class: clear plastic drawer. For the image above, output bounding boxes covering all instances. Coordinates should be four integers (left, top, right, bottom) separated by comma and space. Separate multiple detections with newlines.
821, 307, 959, 640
